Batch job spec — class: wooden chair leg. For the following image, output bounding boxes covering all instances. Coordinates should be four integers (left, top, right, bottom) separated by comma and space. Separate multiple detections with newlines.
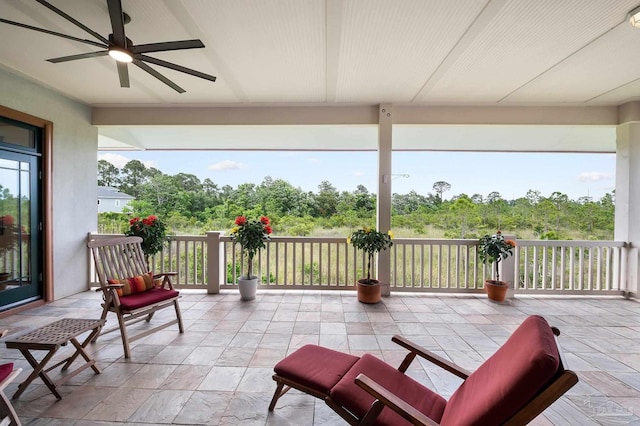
91, 303, 110, 343
269, 380, 288, 411
174, 301, 185, 333
0, 392, 21, 426
116, 314, 131, 359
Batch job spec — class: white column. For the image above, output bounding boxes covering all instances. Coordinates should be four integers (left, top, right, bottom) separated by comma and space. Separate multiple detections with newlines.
377, 104, 392, 296
206, 231, 222, 294
615, 121, 640, 297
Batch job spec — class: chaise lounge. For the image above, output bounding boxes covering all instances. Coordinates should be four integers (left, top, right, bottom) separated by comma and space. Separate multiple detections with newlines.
269, 315, 578, 425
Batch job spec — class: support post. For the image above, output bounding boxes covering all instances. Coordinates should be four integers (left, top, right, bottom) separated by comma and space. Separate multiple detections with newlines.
615, 115, 640, 298
206, 231, 222, 294
377, 104, 392, 296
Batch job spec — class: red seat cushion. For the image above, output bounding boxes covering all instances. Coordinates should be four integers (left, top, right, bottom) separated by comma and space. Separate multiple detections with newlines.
0, 363, 13, 383
331, 354, 447, 426
440, 315, 561, 425
119, 287, 179, 311
274, 345, 359, 394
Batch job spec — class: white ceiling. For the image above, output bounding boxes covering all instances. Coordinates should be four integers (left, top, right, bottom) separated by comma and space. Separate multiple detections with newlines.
1, 0, 637, 151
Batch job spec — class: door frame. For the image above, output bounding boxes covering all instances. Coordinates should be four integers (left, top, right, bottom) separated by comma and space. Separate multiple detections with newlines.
0, 105, 53, 314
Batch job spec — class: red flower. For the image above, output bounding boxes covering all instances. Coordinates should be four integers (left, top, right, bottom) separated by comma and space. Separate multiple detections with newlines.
260, 216, 270, 225
142, 218, 152, 226
264, 225, 272, 235
129, 217, 139, 226
1, 215, 13, 225
147, 215, 158, 223
235, 216, 247, 226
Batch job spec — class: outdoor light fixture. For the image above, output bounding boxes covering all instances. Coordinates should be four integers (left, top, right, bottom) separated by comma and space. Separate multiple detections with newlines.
628, 5, 640, 28
108, 46, 133, 63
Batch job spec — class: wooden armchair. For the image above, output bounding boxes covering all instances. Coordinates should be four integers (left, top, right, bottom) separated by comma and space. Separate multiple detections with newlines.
270, 315, 578, 425
0, 331, 21, 426
88, 236, 184, 358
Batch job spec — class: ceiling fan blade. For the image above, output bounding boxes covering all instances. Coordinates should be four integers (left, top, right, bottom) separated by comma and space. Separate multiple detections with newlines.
133, 60, 185, 93
139, 55, 217, 82
47, 51, 108, 63
0, 18, 106, 48
107, 0, 127, 47
34, 0, 109, 45
117, 62, 130, 88
132, 39, 205, 54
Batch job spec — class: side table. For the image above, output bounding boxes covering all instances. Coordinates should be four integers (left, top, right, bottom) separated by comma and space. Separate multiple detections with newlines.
5, 318, 105, 399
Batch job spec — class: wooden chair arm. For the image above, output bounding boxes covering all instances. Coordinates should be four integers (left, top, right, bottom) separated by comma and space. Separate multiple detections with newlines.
97, 284, 123, 306
0, 368, 22, 392
355, 373, 440, 426
153, 272, 177, 278
152, 272, 177, 289
392, 335, 471, 379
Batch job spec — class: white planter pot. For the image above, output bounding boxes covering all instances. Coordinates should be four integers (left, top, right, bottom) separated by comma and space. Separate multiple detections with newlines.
238, 276, 258, 301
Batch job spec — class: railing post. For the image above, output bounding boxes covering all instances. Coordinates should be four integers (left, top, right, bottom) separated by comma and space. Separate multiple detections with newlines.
503, 235, 517, 299
206, 231, 222, 294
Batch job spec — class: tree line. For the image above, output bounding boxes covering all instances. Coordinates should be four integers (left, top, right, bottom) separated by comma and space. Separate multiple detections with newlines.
98, 159, 615, 240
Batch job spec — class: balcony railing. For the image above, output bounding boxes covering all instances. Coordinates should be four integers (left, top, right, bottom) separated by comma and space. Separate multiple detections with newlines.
88, 233, 627, 296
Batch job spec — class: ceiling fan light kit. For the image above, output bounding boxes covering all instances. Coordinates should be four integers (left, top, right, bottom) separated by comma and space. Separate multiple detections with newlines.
628, 5, 640, 28
0, 0, 216, 93
108, 46, 133, 63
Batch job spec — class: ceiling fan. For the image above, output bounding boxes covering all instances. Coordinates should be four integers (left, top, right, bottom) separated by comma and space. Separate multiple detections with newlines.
0, 0, 216, 93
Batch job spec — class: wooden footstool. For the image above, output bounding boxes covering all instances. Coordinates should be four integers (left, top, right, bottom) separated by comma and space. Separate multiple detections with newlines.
268, 344, 360, 410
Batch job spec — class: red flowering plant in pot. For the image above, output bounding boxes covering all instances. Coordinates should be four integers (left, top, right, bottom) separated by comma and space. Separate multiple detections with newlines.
478, 230, 516, 301
230, 215, 272, 280
125, 215, 168, 267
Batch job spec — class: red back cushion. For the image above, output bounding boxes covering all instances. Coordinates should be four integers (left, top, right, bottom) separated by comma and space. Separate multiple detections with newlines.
440, 315, 560, 425
108, 272, 154, 296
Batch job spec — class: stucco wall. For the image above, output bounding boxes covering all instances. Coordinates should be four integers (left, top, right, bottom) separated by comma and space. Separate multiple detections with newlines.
0, 67, 97, 299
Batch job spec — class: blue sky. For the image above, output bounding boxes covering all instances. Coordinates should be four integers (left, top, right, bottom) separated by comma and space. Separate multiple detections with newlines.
99, 150, 615, 201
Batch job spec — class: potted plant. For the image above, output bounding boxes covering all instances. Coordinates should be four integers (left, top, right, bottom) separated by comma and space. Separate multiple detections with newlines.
478, 230, 516, 302
347, 227, 393, 303
125, 215, 168, 269
230, 215, 272, 300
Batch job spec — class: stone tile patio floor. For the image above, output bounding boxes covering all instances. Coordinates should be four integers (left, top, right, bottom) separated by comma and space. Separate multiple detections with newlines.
0, 290, 638, 425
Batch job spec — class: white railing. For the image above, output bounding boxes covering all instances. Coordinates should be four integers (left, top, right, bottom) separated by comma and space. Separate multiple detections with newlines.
515, 240, 626, 294
88, 233, 627, 296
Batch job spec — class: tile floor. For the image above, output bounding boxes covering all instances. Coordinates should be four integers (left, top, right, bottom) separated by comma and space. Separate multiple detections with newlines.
0, 290, 638, 425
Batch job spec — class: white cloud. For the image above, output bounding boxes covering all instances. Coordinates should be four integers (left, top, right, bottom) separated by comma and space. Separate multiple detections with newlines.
209, 160, 246, 171
352, 170, 365, 177
98, 153, 156, 169
577, 172, 613, 182
308, 157, 322, 164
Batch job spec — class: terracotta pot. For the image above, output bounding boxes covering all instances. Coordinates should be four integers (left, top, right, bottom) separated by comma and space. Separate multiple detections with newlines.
357, 279, 381, 304
484, 279, 508, 302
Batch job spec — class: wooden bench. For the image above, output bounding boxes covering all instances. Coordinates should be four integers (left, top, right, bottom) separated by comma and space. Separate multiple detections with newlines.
88, 236, 184, 358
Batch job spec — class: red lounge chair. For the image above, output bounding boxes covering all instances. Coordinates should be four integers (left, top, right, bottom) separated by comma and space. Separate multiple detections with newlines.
269, 315, 578, 425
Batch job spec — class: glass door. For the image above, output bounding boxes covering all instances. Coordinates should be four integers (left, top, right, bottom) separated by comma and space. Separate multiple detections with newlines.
0, 123, 42, 310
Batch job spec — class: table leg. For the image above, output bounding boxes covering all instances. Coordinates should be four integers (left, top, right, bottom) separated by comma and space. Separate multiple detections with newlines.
13, 348, 61, 399
62, 326, 102, 374
65, 337, 101, 374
